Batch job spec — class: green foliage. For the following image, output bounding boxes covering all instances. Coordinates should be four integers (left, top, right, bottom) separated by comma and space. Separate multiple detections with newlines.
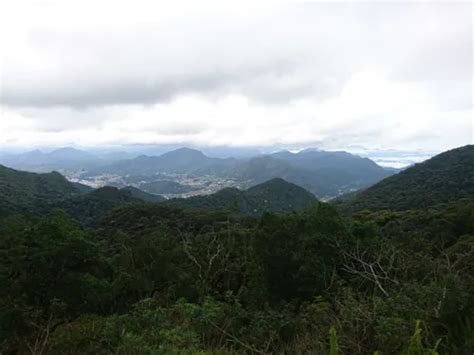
168, 178, 318, 216
0, 210, 111, 353
1, 162, 474, 353
57, 186, 141, 226
253, 204, 349, 301
0, 165, 82, 218
120, 186, 166, 202
329, 326, 339, 355
343, 145, 474, 212
402, 321, 440, 355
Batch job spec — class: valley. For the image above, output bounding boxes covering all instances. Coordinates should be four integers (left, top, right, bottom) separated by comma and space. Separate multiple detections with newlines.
0, 146, 395, 201
69, 171, 247, 199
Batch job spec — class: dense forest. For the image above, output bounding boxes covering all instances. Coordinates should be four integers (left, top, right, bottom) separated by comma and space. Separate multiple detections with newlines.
167, 178, 318, 216
1, 146, 473, 354
342, 145, 474, 212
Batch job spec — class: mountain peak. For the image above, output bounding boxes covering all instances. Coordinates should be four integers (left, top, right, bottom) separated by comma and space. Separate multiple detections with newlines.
298, 147, 320, 154
51, 147, 81, 153
49, 147, 97, 159
254, 177, 293, 186
162, 147, 206, 157
247, 177, 316, 198
169, 178, 317, 215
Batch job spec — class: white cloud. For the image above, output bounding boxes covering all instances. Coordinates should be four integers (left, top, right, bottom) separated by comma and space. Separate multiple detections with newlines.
0, 0, 472, 152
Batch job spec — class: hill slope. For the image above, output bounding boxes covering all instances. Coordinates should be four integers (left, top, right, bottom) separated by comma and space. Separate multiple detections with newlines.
56, 186, 142, 225
0, 165, 165, 223
342, 145, 474, 212
120, 186, 166, 202
168, 178, 317, 215
0, 165, 83, 216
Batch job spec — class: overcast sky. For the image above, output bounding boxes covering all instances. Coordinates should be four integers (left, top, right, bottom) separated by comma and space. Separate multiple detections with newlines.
0, 0, 472, 152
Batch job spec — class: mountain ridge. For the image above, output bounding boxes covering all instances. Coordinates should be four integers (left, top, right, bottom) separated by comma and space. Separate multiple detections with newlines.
0, 165, 164, 223
1, 146, 396, 200
341, 145, 474, 212
167, 177, 318, 215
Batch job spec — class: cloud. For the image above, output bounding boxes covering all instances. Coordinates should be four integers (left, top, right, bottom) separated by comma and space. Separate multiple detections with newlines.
1, 83, 471, 152
0, 1, 472, 152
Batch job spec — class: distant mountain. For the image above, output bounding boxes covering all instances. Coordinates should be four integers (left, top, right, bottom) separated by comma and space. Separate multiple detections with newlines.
226, 150, 392, 199
271, 149, 391, 186
225, 156, 335, 197
83, 147, 236, 177
95, 151, 137, 162
0, 147, 102, 173
80, 147, 392, 199
273, 149, 385, 174
47, 147, 98, 162
342, 145, 474, 212
168, 178, 317, 215
150, 147, 211, 171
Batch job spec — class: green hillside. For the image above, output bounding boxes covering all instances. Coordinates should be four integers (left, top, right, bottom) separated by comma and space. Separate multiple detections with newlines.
0, 165, 82, 216
342, 145, 474, 212
120, 186, 166, 202
55, 186, 142, 226
167, 178, 317, 215
0, 165, 162, 224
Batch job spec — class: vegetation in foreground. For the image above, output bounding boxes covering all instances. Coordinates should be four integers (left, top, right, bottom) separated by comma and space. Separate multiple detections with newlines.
1, 199, 473, 354
1, 145, 473, 353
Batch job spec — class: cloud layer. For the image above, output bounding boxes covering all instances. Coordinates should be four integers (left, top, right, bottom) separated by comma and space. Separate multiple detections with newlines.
0, 1, 472, 151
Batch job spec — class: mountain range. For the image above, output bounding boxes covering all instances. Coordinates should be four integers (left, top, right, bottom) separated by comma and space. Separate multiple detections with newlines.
64, 147, 393, 199
0, 164, 317, 224
0, 147, 103, 173
3, 144, 472, 223
226, 150, 391, 198
82, 147, 237, 177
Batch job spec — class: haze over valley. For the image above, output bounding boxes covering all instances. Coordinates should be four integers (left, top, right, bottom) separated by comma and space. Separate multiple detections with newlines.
0, 145, 398, 200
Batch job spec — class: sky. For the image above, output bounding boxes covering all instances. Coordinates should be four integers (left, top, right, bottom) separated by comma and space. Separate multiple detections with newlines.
0, 0, 472, 153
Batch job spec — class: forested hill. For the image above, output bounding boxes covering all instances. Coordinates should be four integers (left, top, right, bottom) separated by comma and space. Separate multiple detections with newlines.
2, 186, 473, 353
0, 164, 83, 216
342, 145, 474, 212
0, 165, 316, 223
167, 178, 317, 215
0, 165, 162, 223
120, 186, 166, 202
